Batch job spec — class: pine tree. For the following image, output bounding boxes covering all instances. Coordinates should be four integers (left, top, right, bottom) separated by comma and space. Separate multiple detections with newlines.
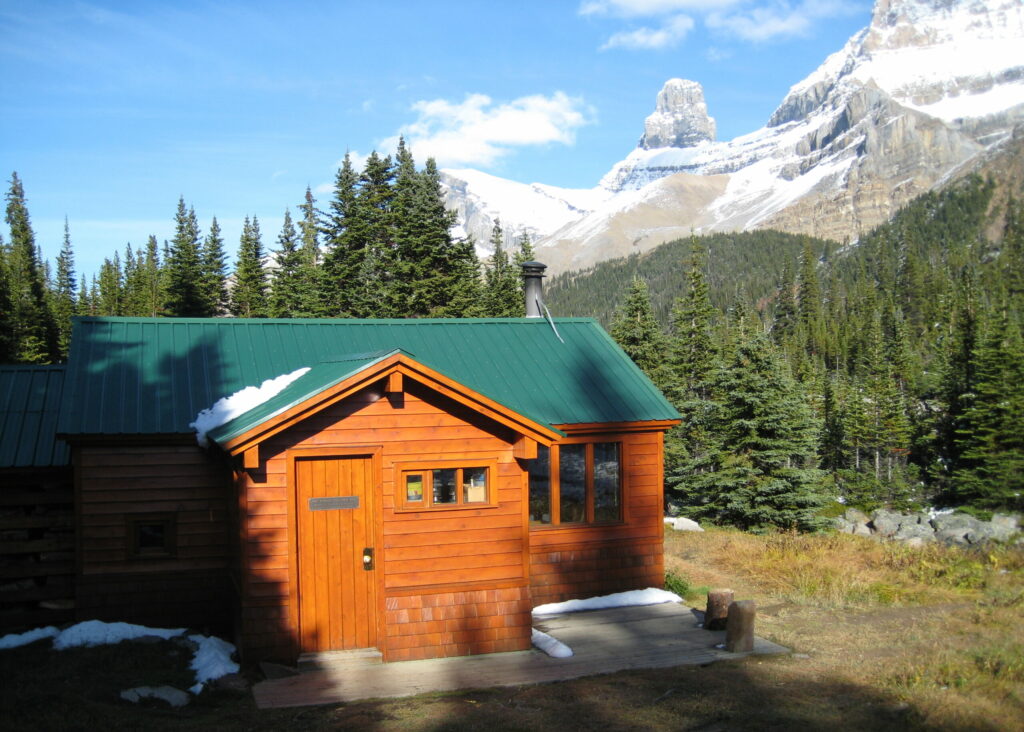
5, 173, 58, 362
164, 197, 206, 316
609, 277, 671, 389
270, 210, 303, 318
53, 219, 77, 358
483, 219, 521, 317
230, 216, 269, 318
142, 235, 163, 317
200, 217, 229, 316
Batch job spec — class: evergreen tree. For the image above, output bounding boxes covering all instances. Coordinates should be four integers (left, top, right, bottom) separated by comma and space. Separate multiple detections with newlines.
296, 186, 326, 316
0, 236, 14, 361
483, 219, 521, 317
609, 277, 671, 389
323, 153, 360, 316
951, 312, 1024, 510
96, 253, 123, 316
142, 235, 163, 316
270, 209, 303, 318
200, 217, 229, 316
53, 219, 77, 357
230, 216, 269, 318
679, 331, 827, 532
4, 173, 58, 362
76, 274, 93, 316
164, 197, 206, 316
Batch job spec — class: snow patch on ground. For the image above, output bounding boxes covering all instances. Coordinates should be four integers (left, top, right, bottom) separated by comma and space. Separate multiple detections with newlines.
188, 633, 240, 694
533, 588, 681, 617
190, 367, 310, 447
53, 619, 184, 649
531, 628, 573, 658
0, 625, 59, 650
0, 620, 238, 695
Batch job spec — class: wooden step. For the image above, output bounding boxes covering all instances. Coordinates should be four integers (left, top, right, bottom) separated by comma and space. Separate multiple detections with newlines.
297, 648, 383, 672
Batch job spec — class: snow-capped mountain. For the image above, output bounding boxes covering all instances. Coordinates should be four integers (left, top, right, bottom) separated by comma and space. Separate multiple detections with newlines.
442, 0, 1024, 273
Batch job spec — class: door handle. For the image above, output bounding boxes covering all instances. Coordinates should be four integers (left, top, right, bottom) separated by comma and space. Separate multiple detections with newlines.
362, 547, 374, 570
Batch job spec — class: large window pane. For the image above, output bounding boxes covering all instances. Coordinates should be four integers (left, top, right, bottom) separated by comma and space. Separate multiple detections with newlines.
463, 467, 488, 503
559, 444, 586, 524
593, 442, 621, 522
528, 445, 551, 524
432, 469, 458, 504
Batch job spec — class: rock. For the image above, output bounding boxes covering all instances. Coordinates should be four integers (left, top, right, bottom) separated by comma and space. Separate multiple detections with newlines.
853, 522, 873, 537
870, 510, 904, 538
931, 513, 984, 533
833, 517, 854, 533
639, 79, 716, 149
843, 508, 870, 525
935, 528, 970, 546
893, 522, 934, 543
120, 685, 190, 708
990, 514, 1020, 540
213, 672, 250, 694
669, 516, 704, 532
966, 524, 1001, 545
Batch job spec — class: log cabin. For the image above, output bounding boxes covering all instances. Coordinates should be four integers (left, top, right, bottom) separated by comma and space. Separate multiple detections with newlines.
44, 266, 681, 663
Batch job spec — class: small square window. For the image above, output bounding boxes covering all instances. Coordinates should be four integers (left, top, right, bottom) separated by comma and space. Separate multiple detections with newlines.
126, 513, 176, 558
396, 463, 495, 511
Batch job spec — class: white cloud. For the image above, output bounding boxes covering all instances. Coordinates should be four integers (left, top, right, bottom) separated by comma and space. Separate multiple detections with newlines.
585, 0, 858, 48
384, 92, 592, 168
601, 14, 694, 50
707, 1, 855, 42
580, 0, 737, 17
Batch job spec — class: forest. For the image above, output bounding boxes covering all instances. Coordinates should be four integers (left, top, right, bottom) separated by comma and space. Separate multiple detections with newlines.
549, 175, 1023, 524
3, 159, 1021, 527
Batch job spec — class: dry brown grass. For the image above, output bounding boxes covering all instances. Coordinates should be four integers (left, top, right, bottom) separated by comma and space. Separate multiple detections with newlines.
666, 527, 1024, 730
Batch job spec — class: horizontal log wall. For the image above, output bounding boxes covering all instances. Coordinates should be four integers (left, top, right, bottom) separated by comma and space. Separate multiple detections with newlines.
529, 430, 665, 607
0, 469, 75, 633
75, 444, 233, 632
238, 382, 531, 662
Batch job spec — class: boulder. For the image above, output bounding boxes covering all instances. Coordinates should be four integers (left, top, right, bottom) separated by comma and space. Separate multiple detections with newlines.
870, 510, 904, 538
852, 522, 874, 537
893, 522, 935, 543
833, 517, 854, 533
931, 513, 984, 533
990, 514, 1020, 540
935, 528, 971, 546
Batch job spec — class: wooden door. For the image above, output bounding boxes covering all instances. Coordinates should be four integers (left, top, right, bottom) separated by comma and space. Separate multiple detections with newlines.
295, 454, 377, 652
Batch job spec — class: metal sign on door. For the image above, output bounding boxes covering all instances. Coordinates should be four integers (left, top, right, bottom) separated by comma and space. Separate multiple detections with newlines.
308, 495, 360, 511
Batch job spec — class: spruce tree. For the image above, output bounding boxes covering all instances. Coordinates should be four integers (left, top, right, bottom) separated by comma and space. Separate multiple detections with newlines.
53, 219, 77, 358
230, 216, 269, 318
164, 197, 206, 316
483, 220, 521, 317
270, 209, 303, 317
323, 153, 361, 316
4, 173, 58, 362
96, 253, 123, 316
610, 277, 671, 389
201, 217, 229, 316
0, 237, 14, 361
683, 331, 827, 532
297, 187, 326, 316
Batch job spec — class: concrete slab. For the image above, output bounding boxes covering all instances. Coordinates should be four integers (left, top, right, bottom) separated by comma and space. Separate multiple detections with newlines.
253, 602, 788, 709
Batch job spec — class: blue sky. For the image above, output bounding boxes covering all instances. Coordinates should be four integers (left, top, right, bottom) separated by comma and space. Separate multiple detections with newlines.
1, 1, 871, 278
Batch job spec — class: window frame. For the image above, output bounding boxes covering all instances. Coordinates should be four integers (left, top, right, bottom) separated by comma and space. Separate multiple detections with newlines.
528, 439, 625, 528
393, 458, 499, 512
125, 512, 177, 559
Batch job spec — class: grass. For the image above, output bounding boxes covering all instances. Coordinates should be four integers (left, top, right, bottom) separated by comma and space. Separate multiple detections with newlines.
1, 529, 1021, 730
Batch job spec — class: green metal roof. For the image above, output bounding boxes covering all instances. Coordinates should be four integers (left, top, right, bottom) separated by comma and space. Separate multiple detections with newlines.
59, 317, 680, 439
1, 365, 70, 468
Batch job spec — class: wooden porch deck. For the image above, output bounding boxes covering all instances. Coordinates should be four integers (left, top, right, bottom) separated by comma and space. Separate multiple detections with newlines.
253, 602, 789, 709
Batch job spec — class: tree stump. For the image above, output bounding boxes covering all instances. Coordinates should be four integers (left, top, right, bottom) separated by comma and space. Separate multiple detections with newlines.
705, 588, 733, 630
725, 600, 756, 652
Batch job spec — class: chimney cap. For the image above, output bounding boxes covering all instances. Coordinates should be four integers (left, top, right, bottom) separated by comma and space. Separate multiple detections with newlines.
520, 261, 547, 275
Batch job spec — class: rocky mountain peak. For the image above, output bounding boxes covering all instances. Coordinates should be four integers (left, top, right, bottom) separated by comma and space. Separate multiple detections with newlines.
639, 79, 716, 149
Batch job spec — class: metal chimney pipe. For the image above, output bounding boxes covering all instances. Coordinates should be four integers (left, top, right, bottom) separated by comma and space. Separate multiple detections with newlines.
521, 261, 547, 318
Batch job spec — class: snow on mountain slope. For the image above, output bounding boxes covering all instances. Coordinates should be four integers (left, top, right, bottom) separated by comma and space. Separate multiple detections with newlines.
443, 0, 1024, 272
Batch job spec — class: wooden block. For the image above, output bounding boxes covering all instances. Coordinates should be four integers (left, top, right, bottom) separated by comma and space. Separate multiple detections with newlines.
387, 372, 403, 394
512, 435, 538, 460
705, 588, 733, 631
244, 446, 260, 470
725, 600, 756, 653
